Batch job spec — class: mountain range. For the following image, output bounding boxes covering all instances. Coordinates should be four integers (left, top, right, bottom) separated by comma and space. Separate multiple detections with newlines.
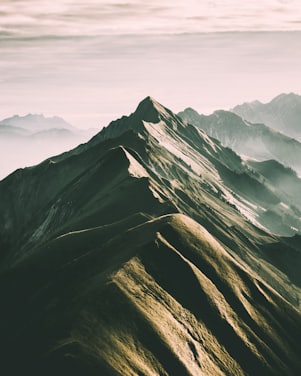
0, 114, 97, 180
232, 93, 301, 141
0, 97, 300, 375
0, 113, 75, 133
179, 106, 301, 176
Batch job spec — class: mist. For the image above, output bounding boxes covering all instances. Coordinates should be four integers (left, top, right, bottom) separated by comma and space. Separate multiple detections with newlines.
0, 126, 95, 180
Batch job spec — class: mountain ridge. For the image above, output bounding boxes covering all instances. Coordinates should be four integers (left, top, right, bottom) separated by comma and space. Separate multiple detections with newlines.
0, 113, 75, 132
232, 92, 301, 141
0, 97, 300, 375
178, 106, 301, 175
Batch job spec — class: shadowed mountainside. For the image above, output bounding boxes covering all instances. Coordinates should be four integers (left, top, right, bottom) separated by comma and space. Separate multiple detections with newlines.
178, 107, 301, 175
0, 97, 300, 375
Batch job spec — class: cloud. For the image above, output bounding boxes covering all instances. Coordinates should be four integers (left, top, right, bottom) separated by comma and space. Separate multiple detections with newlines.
0, 0, 300, 37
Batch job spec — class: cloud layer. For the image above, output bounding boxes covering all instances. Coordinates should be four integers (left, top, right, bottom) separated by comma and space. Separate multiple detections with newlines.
0, 0, 300, 37
1, 1, 300, 133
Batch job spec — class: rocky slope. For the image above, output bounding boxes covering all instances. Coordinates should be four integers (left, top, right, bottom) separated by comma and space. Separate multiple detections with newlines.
0, 97, 300, 375
178, 107, 301, 176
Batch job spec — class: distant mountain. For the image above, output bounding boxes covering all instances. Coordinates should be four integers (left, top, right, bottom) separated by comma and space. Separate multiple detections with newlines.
0, 113, 75, 132
0, 124, 31, 138
232, 93, 301, 141
0, 114, 97, 180
0, 97, 300, 375
178, 108, 301, 175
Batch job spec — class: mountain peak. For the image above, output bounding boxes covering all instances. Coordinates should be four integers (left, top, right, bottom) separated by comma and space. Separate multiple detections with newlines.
271, 92, 301, 105
90, 96, 180, 144
134, 96, 170, 123
138, 96, 160, 108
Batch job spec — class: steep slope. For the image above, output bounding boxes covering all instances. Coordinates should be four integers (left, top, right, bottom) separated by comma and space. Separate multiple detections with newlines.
1, 214, 300, 376
247, 160, 301, 209
178, 108, 301, 175
0, 97, 300, 375
232, 93, 301, 141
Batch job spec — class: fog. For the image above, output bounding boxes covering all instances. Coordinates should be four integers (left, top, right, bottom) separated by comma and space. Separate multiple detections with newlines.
0, 129, 96, 180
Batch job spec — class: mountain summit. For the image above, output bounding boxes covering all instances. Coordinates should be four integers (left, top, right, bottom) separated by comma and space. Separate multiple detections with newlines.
0, 97, 300, 375
134, 96, 165, 123
91, 96, 184, 145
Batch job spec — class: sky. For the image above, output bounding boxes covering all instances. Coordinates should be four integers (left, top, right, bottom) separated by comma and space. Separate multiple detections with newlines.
0, 0, 301, 128
1, 0, 301, 36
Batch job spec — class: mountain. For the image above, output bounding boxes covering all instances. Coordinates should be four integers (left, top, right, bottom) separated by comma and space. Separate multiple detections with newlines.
0, 114, 97, 180
0, 97, 300, 375
178, 107, 301, 175
232, 93, 301, 141
0, 124, 31, 138
0, 113, 75, 132
247, 159, 301, 209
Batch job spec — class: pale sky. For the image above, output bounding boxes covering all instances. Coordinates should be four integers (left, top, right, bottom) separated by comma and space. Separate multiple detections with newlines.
0, 1, 301, 128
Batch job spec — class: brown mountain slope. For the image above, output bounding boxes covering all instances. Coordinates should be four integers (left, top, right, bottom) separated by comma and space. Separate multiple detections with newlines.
1, 214, 300, 375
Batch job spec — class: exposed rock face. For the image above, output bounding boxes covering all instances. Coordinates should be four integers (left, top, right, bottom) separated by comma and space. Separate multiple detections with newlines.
0, 97, 300, 375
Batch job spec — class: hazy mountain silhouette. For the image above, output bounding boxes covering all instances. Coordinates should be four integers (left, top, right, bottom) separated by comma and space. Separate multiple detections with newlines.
232, 93, 301, 141
0, 114, 97, 180
0, 97, 300, 375
178, 107, 301, 175
0, 113, 75, 132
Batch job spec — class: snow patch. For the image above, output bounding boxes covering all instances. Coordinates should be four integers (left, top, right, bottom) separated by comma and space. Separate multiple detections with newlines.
197, 128, 221, 153
280, 202, 290, 210
143, 120, 218, 179
222, 189, 266, 230
122, 148, 148, 178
